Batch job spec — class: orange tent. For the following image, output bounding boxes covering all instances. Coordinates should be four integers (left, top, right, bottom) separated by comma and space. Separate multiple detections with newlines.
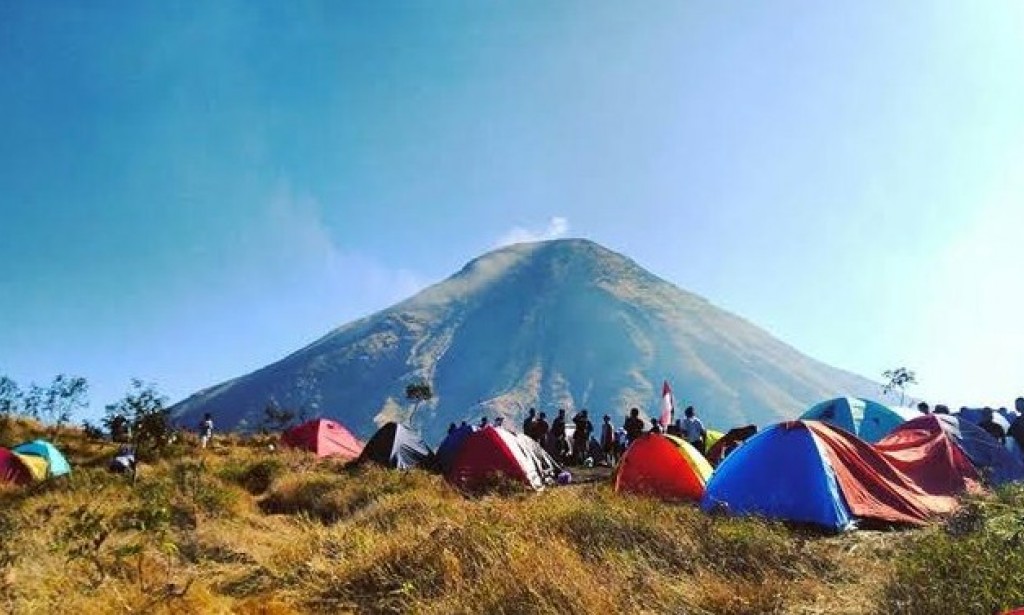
613, 433, 713, 501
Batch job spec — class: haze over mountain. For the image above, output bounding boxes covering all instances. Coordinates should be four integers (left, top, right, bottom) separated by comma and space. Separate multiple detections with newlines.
172, 239, 881, 440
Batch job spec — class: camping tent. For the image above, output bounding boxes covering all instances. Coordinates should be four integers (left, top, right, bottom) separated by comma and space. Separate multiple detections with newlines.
705, 425, 758, 466
13, 440, 71, 478
800, 397, 919, 443
436, 424, 476, 473
880, 414, 1024, 487
613, 433, 712, 501
702, 420, 978, 531
281, 418, 364, 459
357, 422, 433, 469
0, 448, 33, 486
446, 426, 558, 491
704, 429, 724, 454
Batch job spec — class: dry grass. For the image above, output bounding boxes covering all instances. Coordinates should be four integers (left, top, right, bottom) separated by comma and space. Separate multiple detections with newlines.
1, 419, 1019, 614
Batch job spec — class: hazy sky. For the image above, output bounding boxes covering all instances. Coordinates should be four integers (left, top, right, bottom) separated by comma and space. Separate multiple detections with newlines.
2, 2, 1023, 420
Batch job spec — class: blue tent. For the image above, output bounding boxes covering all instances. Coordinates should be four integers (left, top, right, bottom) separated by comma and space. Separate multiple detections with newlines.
435, 424, 476, 473
931, 415, 1024, 486
13, 440, 71, 478
800, 397, 918, 443
701, 422, 853, 531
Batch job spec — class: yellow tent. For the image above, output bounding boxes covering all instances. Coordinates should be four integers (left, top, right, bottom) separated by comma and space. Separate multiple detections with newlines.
14, 453, 48, 481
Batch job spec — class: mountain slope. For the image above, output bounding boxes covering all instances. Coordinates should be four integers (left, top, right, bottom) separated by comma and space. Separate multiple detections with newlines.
171, 239, 881, 440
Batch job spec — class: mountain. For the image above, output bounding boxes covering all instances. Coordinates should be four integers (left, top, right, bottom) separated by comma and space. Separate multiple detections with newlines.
171, 238, 881, 441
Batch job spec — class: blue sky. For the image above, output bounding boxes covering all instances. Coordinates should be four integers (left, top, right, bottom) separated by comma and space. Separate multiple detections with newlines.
2, 2, 1023, 420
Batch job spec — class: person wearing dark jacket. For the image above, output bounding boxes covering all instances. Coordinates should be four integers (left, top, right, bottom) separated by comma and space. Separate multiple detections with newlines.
600, 415, 616, 465
535, 412, 550, 444
624, 407, 645, 445
572, 410, 593, 464
523, 408, 537, 438
548, 409, 568, 461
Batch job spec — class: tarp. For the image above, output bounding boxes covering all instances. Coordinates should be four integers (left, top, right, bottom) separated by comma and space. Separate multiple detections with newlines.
705, 425, 758, 466
702, 422, 854, 531
356, 422, 433, 469
0, 448, 33, 486
281, 418, 364, 459
13, 440, 71, 477
614, 433, 712, 501
436, 424, 476, 473
807, 421, 977, 526
881, 414, 1024, 487
446, 426, 555, 490
800, 397, 919, 443
704, 429, 724, 454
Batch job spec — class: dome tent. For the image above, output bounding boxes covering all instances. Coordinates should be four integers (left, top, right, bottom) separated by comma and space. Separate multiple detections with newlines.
613, 433, 713, 501
800, 397, 919, 443
13, 440, 71, 478
881, 414, 1024, 487
281, 418, 364, 459
356, 422, 434, 470
446, 426, 559, 491
436, 423, 476, 474
0, 448, 33, 486
703, 420, 978, 531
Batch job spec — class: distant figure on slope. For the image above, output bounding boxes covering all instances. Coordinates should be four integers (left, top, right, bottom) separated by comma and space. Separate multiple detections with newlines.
495, 416, 505, 428
447, 422, 457, 436
479, 416, 489, 429
600, 415, 616, 465
933, 405, 950, 415
199, 413, 214, 449
523, 408, 537, 438
624, 408, 644, 445
572, 410, 593, 464
649, 417, 663, 434
681, 406, 706, 452
109, 445, 137, 480
917, 401, 931, 415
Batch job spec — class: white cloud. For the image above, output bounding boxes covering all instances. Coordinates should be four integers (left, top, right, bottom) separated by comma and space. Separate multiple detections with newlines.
495, 216, 570, 247
243, 182, 428, 310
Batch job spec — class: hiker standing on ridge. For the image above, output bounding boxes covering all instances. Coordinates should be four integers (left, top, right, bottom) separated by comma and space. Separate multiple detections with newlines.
199, 413, 214, 449
649, 417, 663, 434
624, 407, 644, 445
681, 406, 706, 451
523, 408, 537, 438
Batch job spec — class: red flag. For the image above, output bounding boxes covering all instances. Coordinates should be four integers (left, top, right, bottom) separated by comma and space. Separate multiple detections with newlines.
660, 380, 674, 428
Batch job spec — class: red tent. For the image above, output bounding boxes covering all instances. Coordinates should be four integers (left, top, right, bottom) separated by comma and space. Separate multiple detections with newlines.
447, 426, 551, 490
613, 433, 713, 501
281, 418, 364, 459
0, 448, 33, 486
806, 421, 980, 525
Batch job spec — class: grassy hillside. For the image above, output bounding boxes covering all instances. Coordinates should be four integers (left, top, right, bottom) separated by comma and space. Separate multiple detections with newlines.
2, 421, 1023, 614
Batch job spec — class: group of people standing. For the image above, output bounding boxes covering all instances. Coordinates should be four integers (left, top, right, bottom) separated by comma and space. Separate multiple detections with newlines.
515, 404, 708, 466
521, 408, 598, 465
